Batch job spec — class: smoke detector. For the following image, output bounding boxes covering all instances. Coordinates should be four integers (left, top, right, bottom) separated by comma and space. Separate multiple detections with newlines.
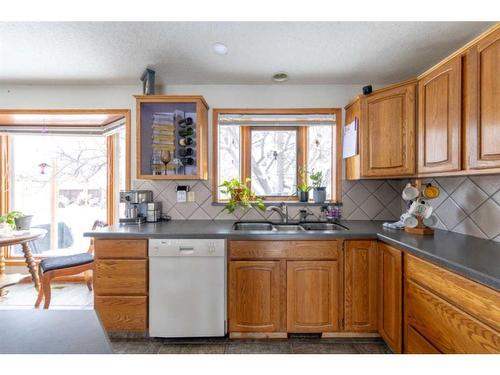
272, 72, 289, 82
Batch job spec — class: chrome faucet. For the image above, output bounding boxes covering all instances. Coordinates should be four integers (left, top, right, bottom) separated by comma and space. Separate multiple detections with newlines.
266, 202, 289, 223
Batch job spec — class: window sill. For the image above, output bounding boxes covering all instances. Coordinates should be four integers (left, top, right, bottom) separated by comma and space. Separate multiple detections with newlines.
211, 201, 339, 206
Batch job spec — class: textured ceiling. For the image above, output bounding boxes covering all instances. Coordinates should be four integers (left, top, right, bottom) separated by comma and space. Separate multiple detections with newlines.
0, 22, 494, 85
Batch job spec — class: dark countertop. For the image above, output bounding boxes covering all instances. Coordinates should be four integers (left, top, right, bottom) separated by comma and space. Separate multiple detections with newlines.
0, 310, 113, 354
85, 220, 500, 291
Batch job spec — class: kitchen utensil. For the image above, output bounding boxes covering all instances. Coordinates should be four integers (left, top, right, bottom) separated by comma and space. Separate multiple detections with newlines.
401, 213, 418, 228
423, 214, 438, 227
423, 183, 440, 199
409, 199, 433, 219
402, 183, 420, 201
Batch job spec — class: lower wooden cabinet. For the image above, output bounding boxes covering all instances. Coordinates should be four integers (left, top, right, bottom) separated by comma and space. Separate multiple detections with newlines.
287, 261, 340, 332
405, 254, 500, 353
344, 240, 378, 332
94, 296, 148, 332
228, 240, 340, 335
228, 260, 285, 332
406, 325, 441, 354
93, 238, 149, 332
378, 243, 403, 353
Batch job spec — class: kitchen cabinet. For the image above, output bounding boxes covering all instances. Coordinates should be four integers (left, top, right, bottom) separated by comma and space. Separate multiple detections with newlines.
345, 81, 416, 180
360, 81, 416, 178
404, 254, 500, 353
135, 95, 209, 180
93, 238, 149, 332
228, 260, 285, 333
465, 26, 500, 170
418, 56, 462, 174
228, 240, 341, 337
378, 243, 403, 353
287, 261, 340, 332
344, 240, 378, 332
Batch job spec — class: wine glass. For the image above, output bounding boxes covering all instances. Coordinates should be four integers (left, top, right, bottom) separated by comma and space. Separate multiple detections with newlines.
160, 150, 172, 175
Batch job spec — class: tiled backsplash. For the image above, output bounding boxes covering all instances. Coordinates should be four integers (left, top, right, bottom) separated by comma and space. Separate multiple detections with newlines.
413, 175, 500, 242
132, 178, 403, 222
133, 174, 500, 242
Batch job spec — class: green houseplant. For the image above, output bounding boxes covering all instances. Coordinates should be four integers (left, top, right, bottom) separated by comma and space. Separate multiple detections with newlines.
0, 211, 28, 230
297, 166, 312, 202
219, 178, 265, 213
310, 169, 327, 203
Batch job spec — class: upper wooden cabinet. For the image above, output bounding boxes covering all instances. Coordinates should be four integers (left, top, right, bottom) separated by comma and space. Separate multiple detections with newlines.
418, 56, 462, 174
344, 240, 378, 332
345, 23, 500, 179
465, 26, 500, 170
135, 95, 209, 180
345, 81, 416, 179
360, 81, 416, 177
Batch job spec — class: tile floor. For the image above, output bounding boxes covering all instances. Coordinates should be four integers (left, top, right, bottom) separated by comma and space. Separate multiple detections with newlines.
1, 282, 391, 354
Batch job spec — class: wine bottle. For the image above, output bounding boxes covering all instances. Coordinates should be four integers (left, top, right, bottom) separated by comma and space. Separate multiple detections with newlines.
182, 157, 195, 165
178, 117, 193, 127
178, 127, 194, 137
178, 147, 194, 157
179, 137, 194, 146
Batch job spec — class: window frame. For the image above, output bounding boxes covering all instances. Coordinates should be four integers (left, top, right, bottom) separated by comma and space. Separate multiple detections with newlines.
0, 109, 131, 262
212, 108, 342, 203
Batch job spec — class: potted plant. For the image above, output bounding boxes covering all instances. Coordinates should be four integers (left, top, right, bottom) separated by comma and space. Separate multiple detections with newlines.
219, 178, 265, 214
310, 169, 327, 204
297, 167, 312, 202
0, 211, 32, 230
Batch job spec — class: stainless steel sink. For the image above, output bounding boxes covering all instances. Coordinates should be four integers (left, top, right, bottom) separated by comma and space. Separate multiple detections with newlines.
300, 222, 349, 231
272, 224, 305, 232
232, 221, 274, 231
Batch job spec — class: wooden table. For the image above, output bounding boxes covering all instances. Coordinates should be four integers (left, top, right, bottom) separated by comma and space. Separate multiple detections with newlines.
0, 310, 113, 354
0, 229, 47, 293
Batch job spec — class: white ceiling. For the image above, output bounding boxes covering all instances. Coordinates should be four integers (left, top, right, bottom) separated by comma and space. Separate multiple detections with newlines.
0, 22, 494, 85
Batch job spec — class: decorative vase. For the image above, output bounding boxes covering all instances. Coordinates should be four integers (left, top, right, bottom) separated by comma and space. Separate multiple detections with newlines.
298, 191, 309, 203
313, 187, 326, 204
15, 215, 33, 230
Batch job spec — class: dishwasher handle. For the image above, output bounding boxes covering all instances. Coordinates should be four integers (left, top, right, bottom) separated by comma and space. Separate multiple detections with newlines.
179, 246, 195, 255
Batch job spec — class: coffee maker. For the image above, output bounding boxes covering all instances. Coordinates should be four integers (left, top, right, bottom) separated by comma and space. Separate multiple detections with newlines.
119, 190, 161, 224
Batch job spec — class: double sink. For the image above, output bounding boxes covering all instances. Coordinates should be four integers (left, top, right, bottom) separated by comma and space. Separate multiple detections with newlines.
232, 221, 349, 232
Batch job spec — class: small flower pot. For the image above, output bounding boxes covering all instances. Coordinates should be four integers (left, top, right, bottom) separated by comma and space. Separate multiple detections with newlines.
298, 191, 309, 202
14, 215, 33, 231
313, 187, 326, 204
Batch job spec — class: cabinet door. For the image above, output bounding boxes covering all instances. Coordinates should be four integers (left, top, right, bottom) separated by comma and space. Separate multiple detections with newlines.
466, 27, 500, 169
378, 243, 403, 353
229, 261, 285, 332
287, 261, 340, 332
360, 82, 416, 177
418, 56, 462, 173
344, 241, 378, 332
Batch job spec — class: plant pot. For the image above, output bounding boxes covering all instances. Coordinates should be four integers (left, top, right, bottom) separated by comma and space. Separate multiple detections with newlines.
232, 188, 244, 202
313, 188, 326, 204
298, 191, 309, 202
15, 215, 33, 230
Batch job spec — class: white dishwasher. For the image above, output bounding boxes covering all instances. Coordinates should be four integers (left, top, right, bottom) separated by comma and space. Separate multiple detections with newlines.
149, 238, 226, 338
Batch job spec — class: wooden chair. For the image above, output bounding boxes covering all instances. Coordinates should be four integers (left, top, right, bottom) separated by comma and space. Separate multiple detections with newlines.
34, 220, 107, 309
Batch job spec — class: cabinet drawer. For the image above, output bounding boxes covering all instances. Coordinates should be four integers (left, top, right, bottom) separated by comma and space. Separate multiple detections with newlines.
407, 326, 441, 354
95, 296, 147, 332
406, 280, 500, 353
94, 239, 147, 259
406, 254, 500, 331
229, 241, 339, 260
94, 259, 148, 295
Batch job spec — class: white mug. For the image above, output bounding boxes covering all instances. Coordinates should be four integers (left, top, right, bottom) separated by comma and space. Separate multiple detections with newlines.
423, 214, 438, 227
400, 213, 418, 228
402, 183, 420, 201
408, 199, 433, 219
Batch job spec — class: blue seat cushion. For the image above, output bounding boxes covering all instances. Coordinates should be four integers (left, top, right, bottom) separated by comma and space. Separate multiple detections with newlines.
40, 253, 94, 273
